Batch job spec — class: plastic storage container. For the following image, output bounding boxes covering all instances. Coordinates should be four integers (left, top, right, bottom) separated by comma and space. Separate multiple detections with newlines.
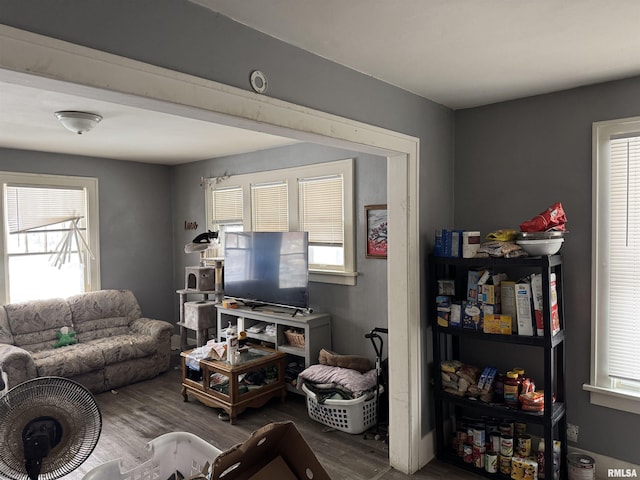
302, 383, 381, 434
82, 431, 222, 480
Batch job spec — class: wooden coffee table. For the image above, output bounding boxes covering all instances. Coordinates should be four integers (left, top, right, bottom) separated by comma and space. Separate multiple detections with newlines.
180, 344, 286, 424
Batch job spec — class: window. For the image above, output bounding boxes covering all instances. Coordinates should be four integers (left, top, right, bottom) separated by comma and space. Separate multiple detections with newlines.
0, 172, 100, 303
208, 186, 244, 257
299, 175, 344, 268
251, 181, 288, 231
586, 117, 640, 414
205, 159, 355, 285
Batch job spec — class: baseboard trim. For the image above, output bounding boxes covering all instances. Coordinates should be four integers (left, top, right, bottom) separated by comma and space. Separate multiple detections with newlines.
419, 429, 435, 470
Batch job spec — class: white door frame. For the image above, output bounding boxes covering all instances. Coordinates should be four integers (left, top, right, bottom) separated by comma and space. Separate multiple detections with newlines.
0, 24, 430, 473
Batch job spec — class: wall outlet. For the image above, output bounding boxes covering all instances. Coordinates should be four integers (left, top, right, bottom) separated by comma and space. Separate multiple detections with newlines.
567, 423, 579, 442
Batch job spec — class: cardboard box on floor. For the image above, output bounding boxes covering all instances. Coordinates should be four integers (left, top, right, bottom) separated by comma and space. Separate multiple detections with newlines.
211, 421, 332, 480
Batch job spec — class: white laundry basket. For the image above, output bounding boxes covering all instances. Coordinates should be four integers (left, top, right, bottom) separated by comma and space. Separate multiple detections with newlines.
302, 383, 381, 435
82, 431, 222, 480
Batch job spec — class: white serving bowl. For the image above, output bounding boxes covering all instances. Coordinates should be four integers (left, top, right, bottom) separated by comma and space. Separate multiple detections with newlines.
516, 238, 564, 256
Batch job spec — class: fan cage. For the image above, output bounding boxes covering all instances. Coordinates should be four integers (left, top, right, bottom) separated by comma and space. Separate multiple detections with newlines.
0, 376, 102, 480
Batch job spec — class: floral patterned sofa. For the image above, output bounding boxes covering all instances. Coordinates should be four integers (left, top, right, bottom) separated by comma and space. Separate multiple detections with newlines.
0, 289, 174, 393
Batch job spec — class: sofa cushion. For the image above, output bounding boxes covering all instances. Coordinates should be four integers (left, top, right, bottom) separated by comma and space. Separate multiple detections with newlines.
32, 342, 105, 377
3, 299, 73, 352
67, 290, 142, 342
104, 356, 160, 391
0, 307, 14, 345
92, 334, 157, 364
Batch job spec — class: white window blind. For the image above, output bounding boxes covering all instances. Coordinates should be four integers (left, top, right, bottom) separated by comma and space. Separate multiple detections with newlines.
608, 135, 640, 382
212, 186, 243, 224
0, 172, 100, 304
299, 175, 344, 245
6, 185, 85, 233
251, 181, 288, 231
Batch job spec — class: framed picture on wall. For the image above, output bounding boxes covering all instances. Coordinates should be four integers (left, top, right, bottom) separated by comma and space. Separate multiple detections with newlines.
365, 204, 387, 259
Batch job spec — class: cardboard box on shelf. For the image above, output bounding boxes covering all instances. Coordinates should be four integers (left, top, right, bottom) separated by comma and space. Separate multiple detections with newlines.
467, 269, 489, 302
212, 421, 331, 480
437, 279, 455, 296
450, 303, 462, 327
501, 281, 517, 334
434, 228, 465, 257
531, 273, 561, 336
437, 295, 452, 327
515, 282, 535, 336
480, 303, 497, 317
550, 273, 561, 335
462, 302, 482, 330
530, 273, 545, 336
479, 273, 507, 305
450, 229, 464, 257
479, 284, 501, 306
483, 314, 512, 335
434, 228, 445, 256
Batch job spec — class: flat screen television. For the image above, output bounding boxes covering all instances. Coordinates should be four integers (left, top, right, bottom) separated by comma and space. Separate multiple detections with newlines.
223, 231, 309, 310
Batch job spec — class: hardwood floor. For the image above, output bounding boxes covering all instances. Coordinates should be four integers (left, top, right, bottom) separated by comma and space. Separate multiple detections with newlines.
67, 352, 482, 480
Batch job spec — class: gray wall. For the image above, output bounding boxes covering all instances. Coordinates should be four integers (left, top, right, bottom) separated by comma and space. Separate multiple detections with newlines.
172, 143, 388, 359
1, 0, 454, 443
0, 149, 174, 321
454, 76, 640, 463
0, 0, 453, 351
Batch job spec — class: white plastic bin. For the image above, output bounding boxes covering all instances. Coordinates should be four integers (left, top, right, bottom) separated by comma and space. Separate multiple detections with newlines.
82, 431, 222, 480
302, 383, 382, 435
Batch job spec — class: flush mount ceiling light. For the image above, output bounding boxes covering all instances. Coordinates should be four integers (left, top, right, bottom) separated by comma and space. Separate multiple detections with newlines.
54, 111, 103, 134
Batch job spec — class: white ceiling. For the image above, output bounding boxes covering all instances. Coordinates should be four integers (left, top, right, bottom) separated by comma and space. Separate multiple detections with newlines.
195, 0, 640, 109
3, 0, 640, 164
0, 80, 301, 165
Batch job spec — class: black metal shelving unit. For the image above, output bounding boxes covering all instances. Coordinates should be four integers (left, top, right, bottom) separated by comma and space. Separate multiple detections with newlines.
429, 254, 567, 480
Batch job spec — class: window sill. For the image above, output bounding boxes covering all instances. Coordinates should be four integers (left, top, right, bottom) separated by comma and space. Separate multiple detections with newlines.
310, 270, 358, 286
583, 383, 640, 415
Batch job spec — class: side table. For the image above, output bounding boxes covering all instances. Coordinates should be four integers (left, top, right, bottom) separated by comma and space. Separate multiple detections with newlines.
180, 344, 286, 425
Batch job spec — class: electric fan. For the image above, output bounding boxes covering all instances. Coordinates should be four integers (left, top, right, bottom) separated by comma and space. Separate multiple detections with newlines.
0, 375, 102, 480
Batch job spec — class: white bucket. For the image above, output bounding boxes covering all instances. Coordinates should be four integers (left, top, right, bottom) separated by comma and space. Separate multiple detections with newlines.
568, 453, 595, 480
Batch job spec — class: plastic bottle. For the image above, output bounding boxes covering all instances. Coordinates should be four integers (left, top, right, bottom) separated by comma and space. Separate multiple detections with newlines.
226, 323, 238, 364
503, 371, 521, 408
513, 367, 530, 401
514, 367, 526, 386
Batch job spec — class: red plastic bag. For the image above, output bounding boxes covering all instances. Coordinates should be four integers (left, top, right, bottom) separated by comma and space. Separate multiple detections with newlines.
519, 202, 567, 232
